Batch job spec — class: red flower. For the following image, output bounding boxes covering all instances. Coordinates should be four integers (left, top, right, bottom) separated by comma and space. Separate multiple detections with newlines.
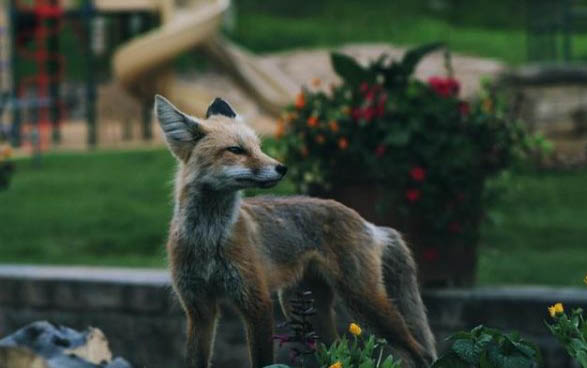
405, 188, 421, 202
422, 248, 439, 262
338, 137, 349, 150
375, 104, 385, 117
360, 82, 370, 94
351, 107, 363, 120
375, 144, 386, 157
448, 221, 462, 234
428, 76, 460, 98
363, 107, 376, 122
409, 166, 426, 181
459, 101, 470, 117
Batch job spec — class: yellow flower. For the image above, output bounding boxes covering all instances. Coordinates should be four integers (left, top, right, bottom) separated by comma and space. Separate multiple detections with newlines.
348, 322, 362, 336
584, 274, 587, 286
329, 361, 342, 368
548, 302, 564, 317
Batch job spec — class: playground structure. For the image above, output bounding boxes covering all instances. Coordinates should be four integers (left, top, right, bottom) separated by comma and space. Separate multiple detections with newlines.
0, 0, 298, 153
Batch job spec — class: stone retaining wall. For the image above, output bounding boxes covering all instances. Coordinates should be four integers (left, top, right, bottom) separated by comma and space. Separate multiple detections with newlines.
0, 265, 585, 367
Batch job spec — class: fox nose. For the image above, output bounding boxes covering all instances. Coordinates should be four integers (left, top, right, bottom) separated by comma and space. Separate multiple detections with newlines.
275, 164, 288, 176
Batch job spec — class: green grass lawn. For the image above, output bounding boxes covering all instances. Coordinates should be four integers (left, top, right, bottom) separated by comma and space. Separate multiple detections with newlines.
1, 149, 586, 286
227, 0, 587, 65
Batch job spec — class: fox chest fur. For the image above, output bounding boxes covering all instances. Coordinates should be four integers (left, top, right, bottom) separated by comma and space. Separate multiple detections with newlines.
168, 188, 249, 302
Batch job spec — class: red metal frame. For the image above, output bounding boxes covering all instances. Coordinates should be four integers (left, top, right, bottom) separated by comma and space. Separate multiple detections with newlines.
15, 0, 64, 150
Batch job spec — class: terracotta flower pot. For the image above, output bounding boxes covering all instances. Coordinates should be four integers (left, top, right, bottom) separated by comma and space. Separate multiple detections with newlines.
316, 184, 478, 288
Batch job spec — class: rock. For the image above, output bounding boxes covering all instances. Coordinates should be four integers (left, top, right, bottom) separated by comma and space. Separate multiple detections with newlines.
0, 321, 133, 368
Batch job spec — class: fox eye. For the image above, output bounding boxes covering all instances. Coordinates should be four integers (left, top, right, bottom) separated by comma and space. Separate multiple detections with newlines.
226, 146, 246, 155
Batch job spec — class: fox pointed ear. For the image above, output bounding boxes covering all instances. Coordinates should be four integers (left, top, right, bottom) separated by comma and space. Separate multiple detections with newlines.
155, 95, 204, 161
206, 97, 237, 119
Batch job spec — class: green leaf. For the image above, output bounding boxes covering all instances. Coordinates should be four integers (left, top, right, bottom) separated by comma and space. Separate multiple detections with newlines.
263, 365, 291, 368
380, 355, 401, 368
452, 339, 478, 363
400, 42, 446, 76
384, 130, 411, 147
431, 352, 469, 368
480, 351, 496, 368
330, 52, 370, 86
575, 350, 587, 368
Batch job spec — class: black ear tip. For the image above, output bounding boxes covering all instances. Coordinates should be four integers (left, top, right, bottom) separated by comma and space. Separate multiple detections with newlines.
206, 97, 237, 119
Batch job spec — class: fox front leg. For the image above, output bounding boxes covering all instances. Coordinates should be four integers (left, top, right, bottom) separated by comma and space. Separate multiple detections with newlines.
235, 290, 275, 367
185, 303, 219, 368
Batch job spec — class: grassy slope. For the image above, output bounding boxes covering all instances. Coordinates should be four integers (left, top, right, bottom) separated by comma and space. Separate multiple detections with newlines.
231, 13, 527, 65
0, 150, 174, 267
229, 0, 587, 65
1, 150, 586, 286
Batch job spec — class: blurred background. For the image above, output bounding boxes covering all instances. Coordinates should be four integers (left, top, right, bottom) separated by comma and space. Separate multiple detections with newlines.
1, 0, 585, 285
0, 1, 586, 366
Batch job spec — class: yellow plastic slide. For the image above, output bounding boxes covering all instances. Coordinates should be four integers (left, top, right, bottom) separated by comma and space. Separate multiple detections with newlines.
111, 0, 298, 122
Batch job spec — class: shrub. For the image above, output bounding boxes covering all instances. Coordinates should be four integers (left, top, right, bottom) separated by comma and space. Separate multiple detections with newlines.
278, 43, 531, 247
315, 325, 402, 368
431, 325, 541, 368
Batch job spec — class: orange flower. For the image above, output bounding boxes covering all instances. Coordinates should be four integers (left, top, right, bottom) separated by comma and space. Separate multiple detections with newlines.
275, 120, 286, 140
307, 116, 319, 128
328, 121, 339, 132
315, 134, 325, 144
295, 93, 306, 109
338, 137, 349, 150
300, 146, 309, 157
482, 98, 493, 113
1, 145, 12, 159
311, 77, 321, 87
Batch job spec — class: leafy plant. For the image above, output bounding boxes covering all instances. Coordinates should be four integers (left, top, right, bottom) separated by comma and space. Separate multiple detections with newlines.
315, 324, 401, 368
277, 42, 532, 252
432, 325, 541, 368
546, 305, 587, 367
273, 290, 319, 366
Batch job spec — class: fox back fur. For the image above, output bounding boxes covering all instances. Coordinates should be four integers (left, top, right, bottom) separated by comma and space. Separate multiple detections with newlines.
155, 95, 436, 368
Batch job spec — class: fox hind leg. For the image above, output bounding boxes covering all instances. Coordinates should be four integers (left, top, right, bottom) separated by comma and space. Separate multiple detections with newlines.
381, 228, 437, 361
336, 278, 427, 367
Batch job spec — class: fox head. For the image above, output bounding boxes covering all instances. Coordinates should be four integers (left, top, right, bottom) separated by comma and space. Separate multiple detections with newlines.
155, 95, 287, 191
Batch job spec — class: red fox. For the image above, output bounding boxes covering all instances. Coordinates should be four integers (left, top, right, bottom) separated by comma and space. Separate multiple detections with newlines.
155, 95, 436, 368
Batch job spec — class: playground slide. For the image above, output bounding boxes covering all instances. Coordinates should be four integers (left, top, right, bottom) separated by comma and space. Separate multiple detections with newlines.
112, 0, 298, 121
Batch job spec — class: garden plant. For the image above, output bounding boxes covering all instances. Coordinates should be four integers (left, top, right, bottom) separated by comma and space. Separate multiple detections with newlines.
265, 278, 586, 368
277, 43, 533, 285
